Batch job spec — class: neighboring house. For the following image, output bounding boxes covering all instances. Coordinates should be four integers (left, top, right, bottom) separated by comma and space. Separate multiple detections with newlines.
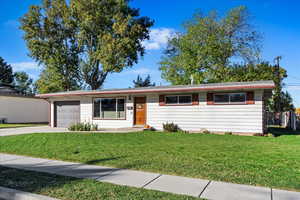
0, 84, 18, 95
0, 94, 49, 124
37, 80, 275, 135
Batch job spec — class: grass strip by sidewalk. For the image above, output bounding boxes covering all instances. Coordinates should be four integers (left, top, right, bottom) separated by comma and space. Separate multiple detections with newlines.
0, 166, 199, 200
0, 131, 299, 191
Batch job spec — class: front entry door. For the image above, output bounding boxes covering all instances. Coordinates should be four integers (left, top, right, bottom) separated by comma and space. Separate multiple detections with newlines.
134, 97, 146, 126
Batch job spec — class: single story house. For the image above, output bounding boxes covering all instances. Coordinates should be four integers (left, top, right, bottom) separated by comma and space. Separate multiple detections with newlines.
0, 94, 49, 124
37, 80, 275, 134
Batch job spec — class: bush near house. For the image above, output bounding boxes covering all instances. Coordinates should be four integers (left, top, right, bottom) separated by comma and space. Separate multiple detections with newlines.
68, 122, 98, 131
163, 122, 181, 132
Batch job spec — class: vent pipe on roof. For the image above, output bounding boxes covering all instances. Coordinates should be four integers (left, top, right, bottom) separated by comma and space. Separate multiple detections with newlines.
190, 75, 194, 85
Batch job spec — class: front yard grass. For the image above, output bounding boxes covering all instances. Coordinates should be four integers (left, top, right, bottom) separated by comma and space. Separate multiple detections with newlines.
0, 123, 47, 129
0, 130, 299, 191
0, 166, 197, 200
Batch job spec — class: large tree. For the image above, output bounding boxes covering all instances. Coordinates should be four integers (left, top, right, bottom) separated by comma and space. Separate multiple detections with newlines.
0, 57, 14, 85
72, 0, 153, 89
133, 74, 155, 88
20, 0, 82, 93
21, 0, 153, 92
160, 6, 261, 85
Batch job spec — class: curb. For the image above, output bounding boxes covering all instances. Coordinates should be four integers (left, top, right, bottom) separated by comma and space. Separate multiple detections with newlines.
0, 186, 59, 200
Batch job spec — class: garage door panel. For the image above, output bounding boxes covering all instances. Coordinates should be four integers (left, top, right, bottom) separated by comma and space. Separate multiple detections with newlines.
55, 101, 80, 128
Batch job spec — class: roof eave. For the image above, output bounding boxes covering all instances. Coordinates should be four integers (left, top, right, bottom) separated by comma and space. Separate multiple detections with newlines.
36, 84, 275, 98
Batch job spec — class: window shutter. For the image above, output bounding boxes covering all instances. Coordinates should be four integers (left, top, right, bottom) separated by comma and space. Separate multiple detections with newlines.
192, 93, 199, 105
207, 93, 214, 105
159, 95, 165, 106
246, 91, 255, 104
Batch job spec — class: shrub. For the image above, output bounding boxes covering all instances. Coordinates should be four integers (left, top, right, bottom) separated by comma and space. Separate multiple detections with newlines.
253, 133, 264, 136
225, 132, 232, 135
180, 130, 190, 134
163, 122, 181, 132
202, 129, 211, 134
69, 122, 98, 131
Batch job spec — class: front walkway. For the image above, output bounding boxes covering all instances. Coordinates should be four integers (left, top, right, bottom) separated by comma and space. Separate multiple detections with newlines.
0, 153, 299, 200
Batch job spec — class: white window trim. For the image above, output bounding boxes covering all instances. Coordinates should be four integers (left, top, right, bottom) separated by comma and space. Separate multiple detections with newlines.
94, 97, 126, 119
165, 95, 193, 105
213, 92, 246, 105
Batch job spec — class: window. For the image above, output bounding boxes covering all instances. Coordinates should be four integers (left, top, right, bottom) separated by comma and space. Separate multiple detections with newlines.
93, 98, 125, 119
214, 93, 246, 104
165, 95, 192, 105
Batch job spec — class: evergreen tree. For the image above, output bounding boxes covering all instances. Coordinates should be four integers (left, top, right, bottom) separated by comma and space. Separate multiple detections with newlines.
0, 57, 14, 85
133, 75, 155, 88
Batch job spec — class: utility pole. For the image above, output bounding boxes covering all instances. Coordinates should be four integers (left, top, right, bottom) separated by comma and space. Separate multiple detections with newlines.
274, 56, 282, 124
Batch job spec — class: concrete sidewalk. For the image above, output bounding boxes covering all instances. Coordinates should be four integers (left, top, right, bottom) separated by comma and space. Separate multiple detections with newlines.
0, 153, 299, 200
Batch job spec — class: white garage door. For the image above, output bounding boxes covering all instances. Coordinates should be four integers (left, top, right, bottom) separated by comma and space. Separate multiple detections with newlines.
54, 101, 80, 128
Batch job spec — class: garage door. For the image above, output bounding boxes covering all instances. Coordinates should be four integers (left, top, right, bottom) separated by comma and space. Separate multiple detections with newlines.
54, 101, 80, 128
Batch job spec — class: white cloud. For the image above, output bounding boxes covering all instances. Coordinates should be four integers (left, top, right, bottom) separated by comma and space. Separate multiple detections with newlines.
126, 67, 152, 75
286, 85, 300, 90
10, 62, 39, 71
142, 28, 176, 50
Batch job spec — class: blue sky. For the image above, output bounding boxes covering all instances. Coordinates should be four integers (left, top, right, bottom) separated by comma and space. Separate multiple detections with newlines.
0, 0, 300, 106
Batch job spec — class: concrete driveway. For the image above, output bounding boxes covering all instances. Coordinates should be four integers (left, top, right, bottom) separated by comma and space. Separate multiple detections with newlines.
0, 126, 144, 137
0, 126, 68, 136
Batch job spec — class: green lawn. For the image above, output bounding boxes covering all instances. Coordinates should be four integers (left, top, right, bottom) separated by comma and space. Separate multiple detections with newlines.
0, 131, 299, 191
0, 166, 198, 200
0, 123, 46, 129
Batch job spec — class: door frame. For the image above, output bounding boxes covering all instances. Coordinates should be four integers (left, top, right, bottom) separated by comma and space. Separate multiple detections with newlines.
54, 101, 81, 128
133, 96, 147, 126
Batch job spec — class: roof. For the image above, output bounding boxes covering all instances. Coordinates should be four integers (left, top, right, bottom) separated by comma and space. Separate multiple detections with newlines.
36, 80, 275, 98
0, 93, 38, 99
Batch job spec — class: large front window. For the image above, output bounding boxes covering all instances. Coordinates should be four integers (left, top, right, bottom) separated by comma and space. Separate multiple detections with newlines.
93, 98, 125, 119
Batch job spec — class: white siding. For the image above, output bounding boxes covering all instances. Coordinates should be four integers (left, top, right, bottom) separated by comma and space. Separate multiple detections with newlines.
0, 96, 49, 123
146, 90, 264, 133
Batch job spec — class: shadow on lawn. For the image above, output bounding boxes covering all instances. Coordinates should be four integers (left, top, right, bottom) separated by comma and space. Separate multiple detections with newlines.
268, 127, 300, 137
85, 156, 124, 165
0, 157, 127, 198
0, 166, 80, 198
